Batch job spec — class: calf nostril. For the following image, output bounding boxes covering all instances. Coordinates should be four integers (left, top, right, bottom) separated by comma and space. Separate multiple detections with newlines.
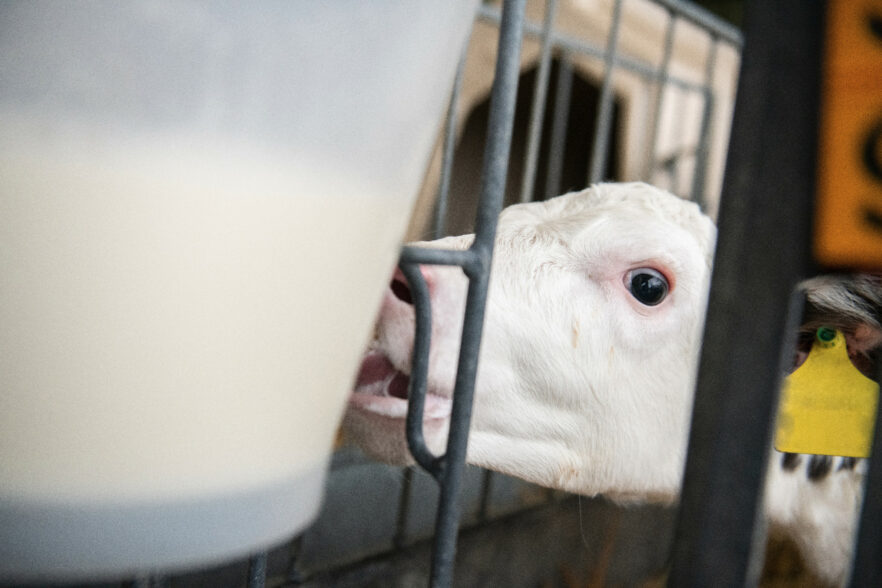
391, 277, 413, 305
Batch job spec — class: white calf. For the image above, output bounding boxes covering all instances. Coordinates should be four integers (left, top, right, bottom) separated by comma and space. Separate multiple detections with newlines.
344, 182, 874, 585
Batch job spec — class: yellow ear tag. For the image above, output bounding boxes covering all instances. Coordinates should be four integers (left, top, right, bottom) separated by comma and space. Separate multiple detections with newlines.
775, 327, 879, 458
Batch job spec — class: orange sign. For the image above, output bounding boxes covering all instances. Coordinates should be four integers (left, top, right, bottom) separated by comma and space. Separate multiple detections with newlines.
814, 1, 882, 269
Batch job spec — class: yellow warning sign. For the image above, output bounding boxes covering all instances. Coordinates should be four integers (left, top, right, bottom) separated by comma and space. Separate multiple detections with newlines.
814, 1, 882, 269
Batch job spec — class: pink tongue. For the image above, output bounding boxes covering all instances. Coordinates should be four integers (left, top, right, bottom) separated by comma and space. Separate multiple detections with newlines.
389, 372, 410, 399
356, 353, 396, 388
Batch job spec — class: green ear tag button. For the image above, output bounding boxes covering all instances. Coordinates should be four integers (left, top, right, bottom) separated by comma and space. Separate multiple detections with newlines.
775, 328, 879, 458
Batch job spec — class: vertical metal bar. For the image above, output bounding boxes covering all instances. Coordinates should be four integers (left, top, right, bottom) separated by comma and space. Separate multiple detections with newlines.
132, 575, 168, 588
285, 537, 304, 584
433, 41, 471, 239
689, 36, 719, 208
544, 53, 573, 200
644, 11, 677, 181
668, 3, 823, 586
402, 262, 441, 476
849, 362, 882, 586
469, 0, 525, 251
587, 0, 624, 185
247, 552, 267, 588
393, 466, 415, 549
518, 0, 559, 203
478, 469, 495, 521
410, 1, 525, 585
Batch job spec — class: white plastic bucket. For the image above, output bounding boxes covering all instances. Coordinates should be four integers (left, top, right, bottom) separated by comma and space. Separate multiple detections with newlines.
0, 1, 476, 581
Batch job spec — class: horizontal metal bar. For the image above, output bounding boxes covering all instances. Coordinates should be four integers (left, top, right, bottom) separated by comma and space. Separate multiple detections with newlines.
399, 245, 479, 273
652, 0, 743, 46
478, 3, 730, 95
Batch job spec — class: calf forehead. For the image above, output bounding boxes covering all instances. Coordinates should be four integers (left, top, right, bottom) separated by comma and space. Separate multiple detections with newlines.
499, 183, 711, 242
493, 184, 714, 271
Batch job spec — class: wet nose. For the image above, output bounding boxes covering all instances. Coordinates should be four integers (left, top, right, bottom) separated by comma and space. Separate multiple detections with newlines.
390, 266, 432, 305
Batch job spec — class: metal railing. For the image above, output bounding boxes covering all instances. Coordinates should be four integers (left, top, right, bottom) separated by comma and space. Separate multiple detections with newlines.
379, 0, 742, 586
670, 3, 882, 587
397, 0, 527, 584
20, 1, 769, 587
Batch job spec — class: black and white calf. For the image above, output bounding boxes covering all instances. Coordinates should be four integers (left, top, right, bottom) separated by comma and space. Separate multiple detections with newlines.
344, 183, 881, 585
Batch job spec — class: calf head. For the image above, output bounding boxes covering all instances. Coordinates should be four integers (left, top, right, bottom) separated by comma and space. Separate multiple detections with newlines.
344, 183, 716, 501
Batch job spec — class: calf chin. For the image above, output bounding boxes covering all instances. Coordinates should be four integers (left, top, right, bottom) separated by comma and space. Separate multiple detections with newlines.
341, 406, 449, 465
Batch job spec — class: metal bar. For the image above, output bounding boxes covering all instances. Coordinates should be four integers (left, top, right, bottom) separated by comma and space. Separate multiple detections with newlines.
644, 11, 677, 180
400, 245, 478, 272
588, 0, 624, 184
132, 576, 169, 588
424, 0, 526, 585
689, 36, 719, 207
247, 552, 267, 588
470, 0, 525, 251
434, 40, 471, 239
518, 0, 558, 203
285, 537, 304, 584
544, 52, 573, 200
477, 3, 736, 95
132, 575, 169, 588
402, 261, 441, 476
393, 466, 415, 549
651, 0, 742, 46
668, 3, 823, 586
478, 469, 495, 521
849, 361, 882, 586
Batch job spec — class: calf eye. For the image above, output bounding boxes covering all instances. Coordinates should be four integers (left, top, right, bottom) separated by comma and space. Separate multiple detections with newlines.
626, 268, 669, 306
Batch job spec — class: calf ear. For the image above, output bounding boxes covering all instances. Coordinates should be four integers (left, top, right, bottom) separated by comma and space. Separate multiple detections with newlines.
849, 324, 882, 356
799, 274, 882, 358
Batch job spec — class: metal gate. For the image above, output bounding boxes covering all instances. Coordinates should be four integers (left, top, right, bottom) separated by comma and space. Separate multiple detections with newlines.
15, 1, 882, 587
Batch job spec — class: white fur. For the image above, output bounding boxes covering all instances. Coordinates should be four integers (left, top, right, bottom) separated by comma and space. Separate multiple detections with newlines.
344, 182, 863, 585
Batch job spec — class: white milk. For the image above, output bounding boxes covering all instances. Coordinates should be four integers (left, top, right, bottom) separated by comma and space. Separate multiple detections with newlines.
0, 127, 410, 503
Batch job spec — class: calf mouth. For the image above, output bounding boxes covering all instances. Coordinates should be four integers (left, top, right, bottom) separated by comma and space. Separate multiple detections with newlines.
348, 350, 453, 422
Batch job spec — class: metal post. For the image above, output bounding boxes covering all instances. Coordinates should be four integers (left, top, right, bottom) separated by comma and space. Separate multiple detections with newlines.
644, 11, 677, 181
544, 53, 573, 200
247, 552, 267, 588
433, 42, 471, 239
399, 0, 526, 585
668, 3, 823, 586
849, 361, 882, 586
588, 0, 624, 184
519, 0, 558, 203
689, 37, 719, 208
393, 466, 416, 549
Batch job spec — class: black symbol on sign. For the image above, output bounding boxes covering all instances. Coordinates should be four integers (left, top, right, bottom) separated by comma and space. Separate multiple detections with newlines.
866, 120, 882, 180
862, 120, 882, 231
869, 12, 882, 40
